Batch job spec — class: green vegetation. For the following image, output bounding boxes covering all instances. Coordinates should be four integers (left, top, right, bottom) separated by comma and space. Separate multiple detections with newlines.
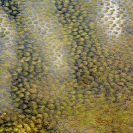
0, 0, 133, 133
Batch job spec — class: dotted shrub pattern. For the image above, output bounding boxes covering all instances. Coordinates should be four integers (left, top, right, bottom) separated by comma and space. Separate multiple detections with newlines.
0, 0, 133, 133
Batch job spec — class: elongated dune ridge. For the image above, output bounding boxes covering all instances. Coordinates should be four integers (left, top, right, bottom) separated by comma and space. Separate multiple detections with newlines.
0, 0, 133, 133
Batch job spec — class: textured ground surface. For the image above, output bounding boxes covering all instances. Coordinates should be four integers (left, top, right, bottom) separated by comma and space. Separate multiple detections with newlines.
0, 0, 133, 133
